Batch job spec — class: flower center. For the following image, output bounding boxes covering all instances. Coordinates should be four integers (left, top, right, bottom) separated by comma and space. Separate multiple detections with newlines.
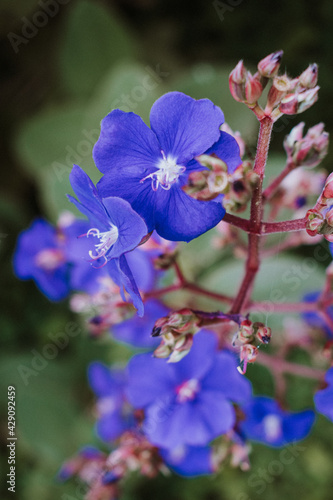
262, 414, 282, 442
85, 225, 119, 265
140, 152, 186, 191
35, 248, 65, 271
176, 378, 200, 403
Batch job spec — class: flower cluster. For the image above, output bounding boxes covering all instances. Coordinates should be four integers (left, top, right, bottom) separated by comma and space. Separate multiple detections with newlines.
13, 51, 333, 500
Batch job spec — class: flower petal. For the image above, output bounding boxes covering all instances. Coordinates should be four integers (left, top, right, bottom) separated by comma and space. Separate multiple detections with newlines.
126, 353, 177, 408
186, 131, 242, 174
106, 255, 144, 316
154, 186, 225, 242
97, 169, 156, 233
93, 109, 162, 175
202, 351, 252, 403
150, 92, 224, 164
68, 165, 107, 228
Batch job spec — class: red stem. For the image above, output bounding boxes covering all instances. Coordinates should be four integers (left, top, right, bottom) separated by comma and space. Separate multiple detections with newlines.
230, 116, 273, 314
262, 160, 295, 201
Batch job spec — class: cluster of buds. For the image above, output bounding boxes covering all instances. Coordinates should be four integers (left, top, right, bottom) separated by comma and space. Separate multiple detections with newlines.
284, 122, 329, 169
212, 432, 251, 472
183, 154, 229, 201
58, 447, 120, 500
306, 172, 333, 242
277, 168, 326, 211
232, 319, 272, 374
183, 154, 259, 212
105, 431, 168, 481
152, 308, 201, 363
229, 51, 319, 120
222, 161, 259, 212
70, 276, 134, 337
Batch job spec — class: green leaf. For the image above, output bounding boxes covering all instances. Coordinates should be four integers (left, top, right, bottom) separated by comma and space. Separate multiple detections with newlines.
59, 0, 135, 97
15, 104, 101, 219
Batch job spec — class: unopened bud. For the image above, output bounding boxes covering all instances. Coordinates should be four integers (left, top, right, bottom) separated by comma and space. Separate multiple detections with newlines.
266, 74, 291, 111
245, 72, 263, 104
279, 86, 319, 115
168, 334, 194, 363
299, 63, 318, 89
229, 60, 247, 102
326, 208, 333, 227
153, 342, 172, 359
253, 322, 272, 344
257, 50, 283, 78
306, 209, 324, 236
322, 173, 333, 200
283, 122, 305, 156
236, 319, 254, 344
237, 344, 258, 374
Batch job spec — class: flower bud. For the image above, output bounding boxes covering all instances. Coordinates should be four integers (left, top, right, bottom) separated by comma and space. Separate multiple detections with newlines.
283, 122, 305, 156
237, 344, 258, 374
253, 322, 272, 344
257, 50, 283, 78
322, 173, 333, 200
244, 72, 263, 104
229, 60, 247, 102
221, 124, 246, 158
266, 74, 291, 111
279, 86, 319, 115
325, 207, 333, 227
305, 209, 324, 236
299, 63, 318, 89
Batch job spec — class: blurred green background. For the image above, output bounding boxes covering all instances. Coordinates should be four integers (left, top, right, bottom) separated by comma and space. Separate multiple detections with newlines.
1, 0, 333, 499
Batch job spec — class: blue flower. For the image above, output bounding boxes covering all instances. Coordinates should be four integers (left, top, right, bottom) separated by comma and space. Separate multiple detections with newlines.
94, 92, 241, 242
314, 367, 333, 422
112, 299, 169, 348
240, 396, 315, 447
68, 165, 148, 315
160, 445, 214, 477
13, 218, 71, 301
126, 330, 251, 449
302, 291, 333, 338
88, 362, 134, 442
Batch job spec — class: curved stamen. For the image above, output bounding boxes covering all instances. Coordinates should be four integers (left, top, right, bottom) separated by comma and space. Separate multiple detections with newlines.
84, 225, 119, 263
140, 153, 186, 191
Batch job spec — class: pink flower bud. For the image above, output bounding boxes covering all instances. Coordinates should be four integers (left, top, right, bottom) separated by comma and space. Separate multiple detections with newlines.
299, 63, 318, 89
266, 74, 291, 111
229, 60, 247, 102
283, 122, 305, 156
253, 322, 272, 344
257, 50, 283, 78
325, 208, 333, 227
245, 72, 263, 104
279, 86, 319, 115
323, 173, 333, 199
305, 209, 324, 236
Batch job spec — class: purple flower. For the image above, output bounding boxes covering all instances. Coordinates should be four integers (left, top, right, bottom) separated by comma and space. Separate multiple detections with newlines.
302, 291, 333, 338
88, 362, 134, 442
13, 218, 70, 301
160, 445, 214, 477
112, 299, 169, 348
94, 92, 241, 242
68, 165, 148, 315
314, 367, 333, 422
126, 330, 251, 449
240, 396, 315, 447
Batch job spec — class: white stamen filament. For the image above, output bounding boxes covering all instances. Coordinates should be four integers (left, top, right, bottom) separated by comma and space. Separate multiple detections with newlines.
86, 225, 119, 261
140, 152, 186, 191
